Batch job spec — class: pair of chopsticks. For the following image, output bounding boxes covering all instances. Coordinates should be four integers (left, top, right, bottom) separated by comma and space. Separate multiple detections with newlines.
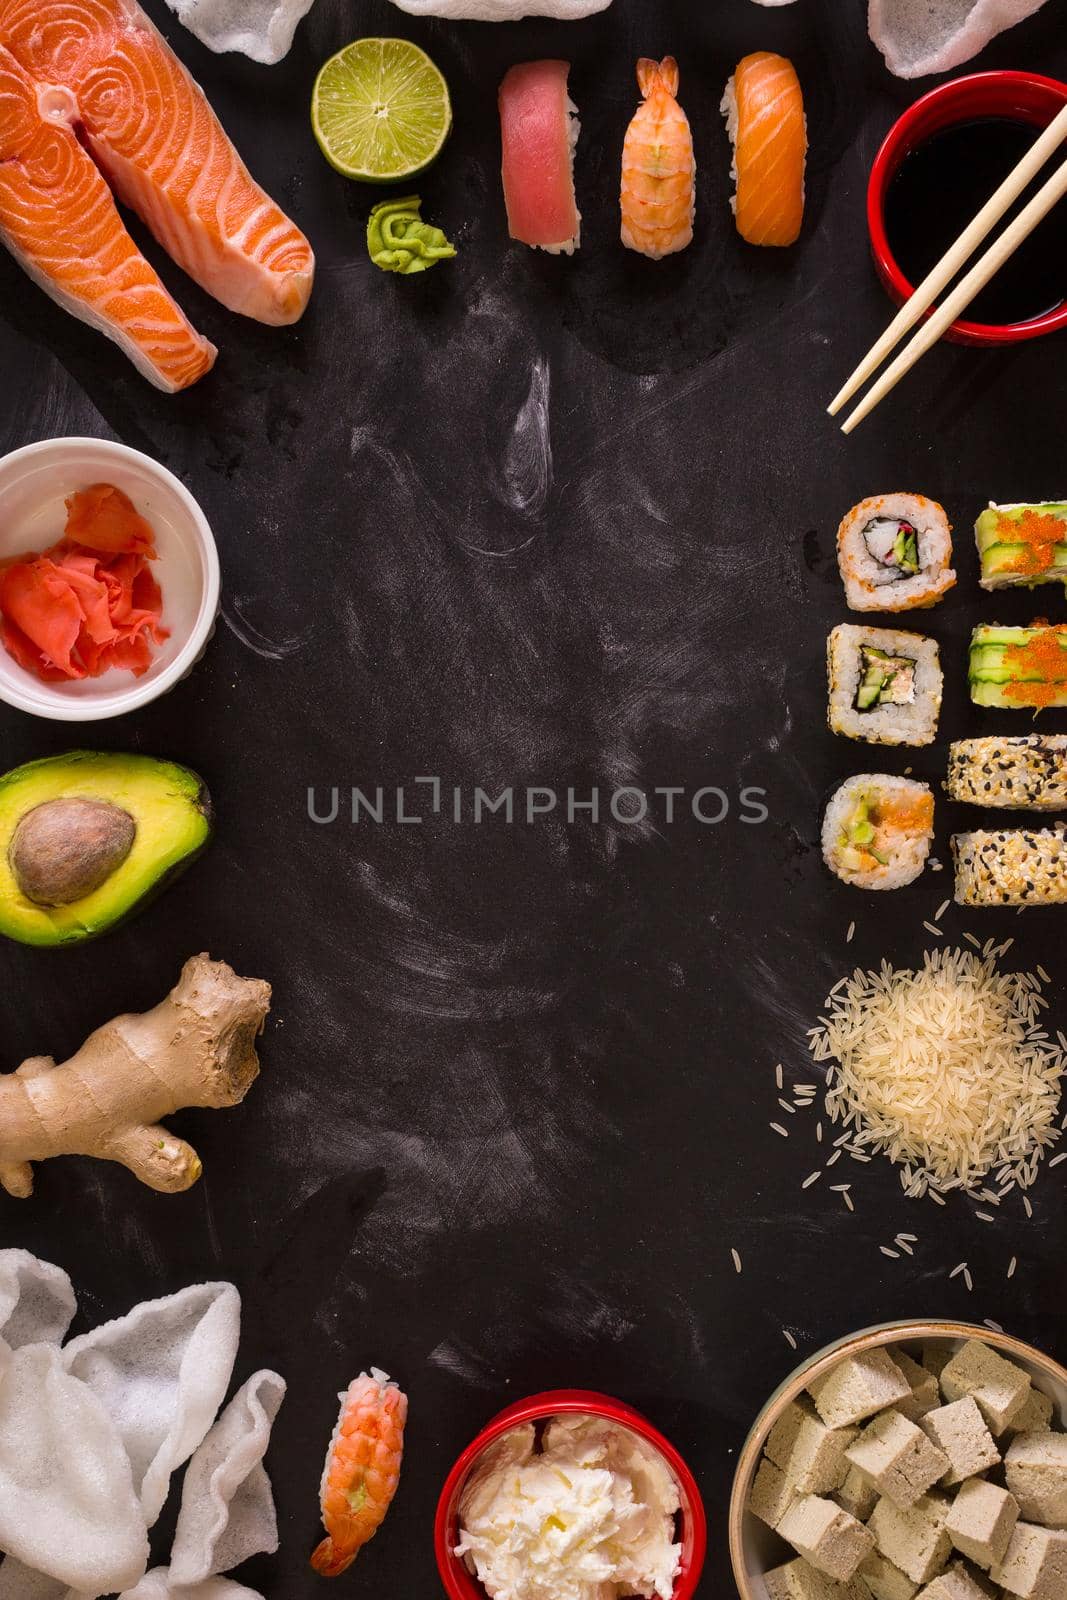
829, 103, 1067, 433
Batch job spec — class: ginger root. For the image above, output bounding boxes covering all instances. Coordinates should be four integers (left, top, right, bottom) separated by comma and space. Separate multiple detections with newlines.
0, 954, 271, 1198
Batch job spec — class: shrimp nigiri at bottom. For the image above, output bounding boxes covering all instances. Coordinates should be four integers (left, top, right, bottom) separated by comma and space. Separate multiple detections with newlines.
310, 1369, 408, 1577
620, 56, 695, 260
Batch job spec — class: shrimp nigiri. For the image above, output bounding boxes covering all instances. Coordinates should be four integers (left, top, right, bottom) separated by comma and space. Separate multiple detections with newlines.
620, 56, 695, 260
310, 1369, 408, 1577
721, 52, 807, 248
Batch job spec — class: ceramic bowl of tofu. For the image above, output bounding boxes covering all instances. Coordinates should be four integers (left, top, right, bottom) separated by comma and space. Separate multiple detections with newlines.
434, 1388, 707, 1600
729, 1320, 1067, 1600
0, 437, 220, 721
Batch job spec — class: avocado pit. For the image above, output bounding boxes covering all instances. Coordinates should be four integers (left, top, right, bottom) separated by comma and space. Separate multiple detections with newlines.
9, 798, 137, 907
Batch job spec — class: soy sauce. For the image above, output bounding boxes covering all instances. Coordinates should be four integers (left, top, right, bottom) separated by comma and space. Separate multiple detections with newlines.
885, 118, 1067, 325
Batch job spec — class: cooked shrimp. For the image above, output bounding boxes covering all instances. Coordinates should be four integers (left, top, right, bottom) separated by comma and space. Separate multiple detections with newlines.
620, 56, 695, 260
310, 1369, 408, 1577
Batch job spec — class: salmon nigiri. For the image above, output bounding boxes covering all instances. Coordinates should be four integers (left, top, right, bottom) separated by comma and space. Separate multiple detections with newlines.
721, 52, 807, 248
499, 60, 581, 254
621, 56, 695, 260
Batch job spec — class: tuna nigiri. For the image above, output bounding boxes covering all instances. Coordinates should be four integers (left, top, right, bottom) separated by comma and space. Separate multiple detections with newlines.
721, 52, 807, 248
499, 60, 581, 255
621, 56, 695, 260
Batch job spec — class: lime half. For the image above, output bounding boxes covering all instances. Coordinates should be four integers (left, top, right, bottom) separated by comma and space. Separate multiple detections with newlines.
312, 38, 453, 183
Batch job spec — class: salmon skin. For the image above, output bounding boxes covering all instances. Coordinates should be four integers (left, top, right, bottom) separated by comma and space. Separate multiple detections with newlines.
721, 51, 806, 249
0, 0, 314, 390
499, 60, 581, 254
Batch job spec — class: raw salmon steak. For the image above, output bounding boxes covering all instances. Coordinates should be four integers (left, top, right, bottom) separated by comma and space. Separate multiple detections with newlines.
0, 0, 315, 391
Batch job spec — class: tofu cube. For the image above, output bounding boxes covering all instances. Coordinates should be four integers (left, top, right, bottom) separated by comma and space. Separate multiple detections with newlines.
767, 1399, 857, 1495
846, 1410, 949, 1509
1007, 1388, 1056, 1437
914, 1559, 993, 1599
946, 1478, 1019, 1570
768, 1400, 819, 1469
749, 1456, 799, 1529
939, 1340, 1031, 1436
894, 1351, 942, 1424
1005, 1431, 1067, 1528
869, 1493, 953, 1584
990, 1522, 1067, 1599
764, 1557, 867, 1600
778, 1494, 877, 1581
858, 1549, 921, 1600
809, 1350, 913, 1430
920, 1397, 1001, 1485
837, 1463, 879, 1522
923, 1345, 953, 1382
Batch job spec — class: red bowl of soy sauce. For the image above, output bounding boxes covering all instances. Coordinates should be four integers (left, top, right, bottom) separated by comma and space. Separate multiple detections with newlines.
868, 71, 1067, 346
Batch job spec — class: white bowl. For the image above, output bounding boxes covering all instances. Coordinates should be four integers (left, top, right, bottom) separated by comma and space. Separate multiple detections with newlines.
0, 437, 220, 721
730, 1319, 1067, 1600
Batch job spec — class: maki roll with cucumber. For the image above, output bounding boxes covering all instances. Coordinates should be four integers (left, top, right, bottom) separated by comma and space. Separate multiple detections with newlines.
822, 774, 934, 890
969, 623, 1067, 710
827, 624, 942, 747
837, 493, 956, 612
946, 736, 1067, 811
953, 827, 1067, 907
976, 502, 1067, 591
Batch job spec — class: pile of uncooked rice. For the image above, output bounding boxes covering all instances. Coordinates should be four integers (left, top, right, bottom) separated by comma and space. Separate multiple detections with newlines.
808, 942, 1065, 1200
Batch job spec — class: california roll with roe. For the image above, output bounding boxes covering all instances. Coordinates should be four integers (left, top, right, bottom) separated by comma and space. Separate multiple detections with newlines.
837, 493, 956, 612
822, 774, 934, 890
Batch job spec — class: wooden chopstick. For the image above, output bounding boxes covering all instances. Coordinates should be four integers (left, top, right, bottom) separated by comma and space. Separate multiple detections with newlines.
840, 151, 1067, 433
828, 103, 1067, 419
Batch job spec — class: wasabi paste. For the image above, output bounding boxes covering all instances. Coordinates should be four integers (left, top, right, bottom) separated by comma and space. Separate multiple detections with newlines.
367, 197, 456, 275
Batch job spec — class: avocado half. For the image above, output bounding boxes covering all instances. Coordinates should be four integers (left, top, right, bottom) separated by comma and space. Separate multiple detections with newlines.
0, 751, 212, 947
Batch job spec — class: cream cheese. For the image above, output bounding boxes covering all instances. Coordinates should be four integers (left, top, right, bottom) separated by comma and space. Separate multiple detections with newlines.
455, 1413, 682, 1600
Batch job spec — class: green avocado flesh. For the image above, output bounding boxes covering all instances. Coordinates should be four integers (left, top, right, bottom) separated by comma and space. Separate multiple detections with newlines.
0, 752, 211, 947
839, 798, 888, 868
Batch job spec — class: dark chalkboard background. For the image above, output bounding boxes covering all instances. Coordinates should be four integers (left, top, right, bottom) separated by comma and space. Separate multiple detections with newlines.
2, 0, 1067, 1594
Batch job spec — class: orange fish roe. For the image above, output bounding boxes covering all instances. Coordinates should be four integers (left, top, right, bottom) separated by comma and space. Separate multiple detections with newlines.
1003, 625, 1067, 707
997, 510, 1066, 576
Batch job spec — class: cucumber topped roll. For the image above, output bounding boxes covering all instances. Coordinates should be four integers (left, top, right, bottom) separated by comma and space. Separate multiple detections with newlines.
969, 623, 1067, 710
946, 736, 1067, 810
822, 774, 935, 891
976, 502, 1067, 591
828, 624, 942, 747
837, 493, 956, 612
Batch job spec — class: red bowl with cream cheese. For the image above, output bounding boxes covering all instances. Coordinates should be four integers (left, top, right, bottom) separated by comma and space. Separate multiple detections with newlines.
433, 1388, 707, 1600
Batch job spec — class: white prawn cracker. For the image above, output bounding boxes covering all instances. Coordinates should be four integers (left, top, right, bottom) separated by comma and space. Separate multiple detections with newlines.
0, 1555, 91, 1599
62, 1281, 241, 1526
120, 1571, 264, 1599
170, 1369, 286, 1584
869, 0, 1049, 79
0, 1249, 76, 1350
162, 0, 315, 64
0, 1343, 149, 1593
